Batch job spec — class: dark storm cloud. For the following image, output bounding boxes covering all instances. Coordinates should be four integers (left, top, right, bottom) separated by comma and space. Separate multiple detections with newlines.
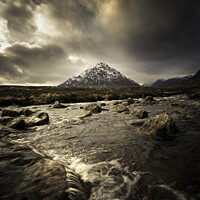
0, 44, 70, 84
0, 0, 38, 41
101, 0, 200, 60
0, 54, 23, 78
0, 0, 200, 84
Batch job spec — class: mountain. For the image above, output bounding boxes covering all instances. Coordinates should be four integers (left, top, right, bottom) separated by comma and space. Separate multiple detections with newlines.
151, 74, 193, 87
60, 62, 139, 87
184, 70, 200, 86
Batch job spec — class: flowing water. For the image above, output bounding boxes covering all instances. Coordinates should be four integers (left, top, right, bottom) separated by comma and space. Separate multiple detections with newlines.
1, 95, 200, 200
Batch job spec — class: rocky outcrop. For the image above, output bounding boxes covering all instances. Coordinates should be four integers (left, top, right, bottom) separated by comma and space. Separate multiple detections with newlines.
0, 108, 49, 129
132, 108, 148, 119
83, 103, 102, 113
0, 141, 68, 200
139, 114, 178, 140
110, 104, 129, 113
53, 101, 67, 108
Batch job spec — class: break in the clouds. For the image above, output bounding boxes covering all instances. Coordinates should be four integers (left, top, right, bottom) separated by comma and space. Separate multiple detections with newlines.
0, 0, 200, 85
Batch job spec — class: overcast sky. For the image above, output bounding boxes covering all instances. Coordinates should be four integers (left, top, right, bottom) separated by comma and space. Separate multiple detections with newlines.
0, 0, 200, 85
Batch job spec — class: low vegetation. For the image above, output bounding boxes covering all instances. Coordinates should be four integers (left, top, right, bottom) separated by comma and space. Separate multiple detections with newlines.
0, 85, 199, 107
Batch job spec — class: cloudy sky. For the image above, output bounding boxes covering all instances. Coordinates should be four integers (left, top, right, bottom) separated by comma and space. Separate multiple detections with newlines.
0, 0, 200, 85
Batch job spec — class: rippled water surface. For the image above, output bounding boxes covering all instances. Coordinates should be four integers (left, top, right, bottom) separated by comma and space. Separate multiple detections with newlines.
1, 95, 200, 200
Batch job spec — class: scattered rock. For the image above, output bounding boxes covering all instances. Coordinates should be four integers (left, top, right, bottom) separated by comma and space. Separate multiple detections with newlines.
0, 116, 14, 126
79, 111, 92, 119
128, 119, 147, 126
122, 101, 129, 106
132, 108, 148, 119
100, 102, 106, 106
84, 103, 101, 113
142, 96, 156, 105
1, 109, 21, 117
110, 104, 129, 113
53, 101, 67, 108
20, 108, 34, 116
8, 118, 26, 130
139, 114, 178, 140
112, 100, 122, 105
25, 111, 49, 127
127, 97, 135, 105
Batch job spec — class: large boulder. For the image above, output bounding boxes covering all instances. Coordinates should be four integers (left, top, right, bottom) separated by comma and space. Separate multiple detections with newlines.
53, 101, 67, 108
132, 108, 148, 119
110, 104, 129, 113
25, 111, 49, 127
83, 103, 101, 113
8, 118, 26, 130
139, 114, 178, 140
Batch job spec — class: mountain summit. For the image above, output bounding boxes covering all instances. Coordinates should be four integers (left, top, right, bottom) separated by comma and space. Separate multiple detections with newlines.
60, 62, 139, 87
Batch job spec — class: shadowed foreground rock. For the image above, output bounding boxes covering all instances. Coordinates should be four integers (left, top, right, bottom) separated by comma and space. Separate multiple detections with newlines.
139, 114, 178, 140
0, 141, 68, 200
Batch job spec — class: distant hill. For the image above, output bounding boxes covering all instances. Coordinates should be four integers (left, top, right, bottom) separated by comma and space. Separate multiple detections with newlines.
151, 74, 193, 87
60, 62, 139, 87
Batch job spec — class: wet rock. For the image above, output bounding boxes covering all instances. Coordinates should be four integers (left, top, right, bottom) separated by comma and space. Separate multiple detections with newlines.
139, 114, 178, 140
20, 108, 34, 116
0, 141, 68, 200
126, 97, 135, 105
79, 111, 92, 119
1, 109, 21, 117
110, 104, 129, 113
128, 119, 147, 126
0, 116, 14, 125
142, 96, 156, 105
122, 101, 129, 106
100, 102, 106, 106
25, 111, 49, 127
8, 118, 26, 130
84, 103, 101, 113
132, 108, 148, 119
53, 101, 67, 108
112, 100, 123, 105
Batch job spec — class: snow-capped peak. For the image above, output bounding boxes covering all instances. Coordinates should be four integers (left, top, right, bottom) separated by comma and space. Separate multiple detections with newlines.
60, 62, 139, 87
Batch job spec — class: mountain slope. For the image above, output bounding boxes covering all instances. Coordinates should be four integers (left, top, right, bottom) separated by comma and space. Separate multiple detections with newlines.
151, 75, 193, 87
184, 70, 200, 87
60, 62, 139, 87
